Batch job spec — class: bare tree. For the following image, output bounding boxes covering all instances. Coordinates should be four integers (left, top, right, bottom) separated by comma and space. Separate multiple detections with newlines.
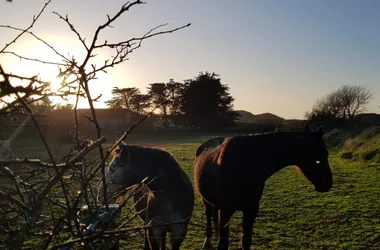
0, 1, 191, 249
306, 84, 373, 120
336, 85, 373, 119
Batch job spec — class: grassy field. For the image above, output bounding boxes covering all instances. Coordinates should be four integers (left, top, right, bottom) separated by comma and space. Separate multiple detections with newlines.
8, 131, 380, 249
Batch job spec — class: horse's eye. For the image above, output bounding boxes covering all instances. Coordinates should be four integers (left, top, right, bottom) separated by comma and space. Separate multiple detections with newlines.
316, 160, 320, 164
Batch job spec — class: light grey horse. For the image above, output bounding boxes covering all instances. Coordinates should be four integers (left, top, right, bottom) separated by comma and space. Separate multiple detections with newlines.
99, 141, 194, 250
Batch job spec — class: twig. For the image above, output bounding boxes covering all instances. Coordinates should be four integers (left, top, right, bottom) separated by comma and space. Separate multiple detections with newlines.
0, 190, 31, 213
108, 109, 155, 153
52, 12, 89, 51
0, 25, 70, 62
0, 0, 52, 53
49, 217, 191, 250
0, 158, 81, 168
1, 51, 66, 66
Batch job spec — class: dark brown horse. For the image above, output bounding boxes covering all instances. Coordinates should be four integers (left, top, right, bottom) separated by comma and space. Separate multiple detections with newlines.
194, 123, 333, 250
100, 142, 194, 250
195, 136, 226, 247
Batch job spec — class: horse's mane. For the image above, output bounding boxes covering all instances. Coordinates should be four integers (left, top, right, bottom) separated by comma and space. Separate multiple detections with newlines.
117, 144, 184, 180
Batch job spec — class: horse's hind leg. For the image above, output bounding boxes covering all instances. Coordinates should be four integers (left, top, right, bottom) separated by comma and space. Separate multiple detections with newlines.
213, 206, 219, 240
217, 207, 235, 250
202, 201, 214, 249
169, 223, 189, 250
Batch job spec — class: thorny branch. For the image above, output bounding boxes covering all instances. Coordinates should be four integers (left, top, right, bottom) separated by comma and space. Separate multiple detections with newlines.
0, 0, 192, 249
0, 0, 52, 54
1, 51, 66, 66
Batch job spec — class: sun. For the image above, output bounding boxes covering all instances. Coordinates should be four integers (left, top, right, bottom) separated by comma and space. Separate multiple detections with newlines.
43, 67, 115, 109
2, 37, 116, 109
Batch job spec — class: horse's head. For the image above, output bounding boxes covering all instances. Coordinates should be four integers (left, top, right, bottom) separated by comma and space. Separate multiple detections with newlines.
293, 123, 333, 193
98, 141, 143, 202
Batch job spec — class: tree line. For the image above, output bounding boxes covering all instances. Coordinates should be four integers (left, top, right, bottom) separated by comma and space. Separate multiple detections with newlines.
15, 75, 375, 131
105, 71, 240, 128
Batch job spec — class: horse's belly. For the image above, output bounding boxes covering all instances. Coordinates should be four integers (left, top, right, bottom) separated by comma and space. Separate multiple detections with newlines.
219, 177, 265, 209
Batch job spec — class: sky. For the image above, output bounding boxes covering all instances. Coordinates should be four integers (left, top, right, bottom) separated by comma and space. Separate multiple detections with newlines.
0, 0, 380, 119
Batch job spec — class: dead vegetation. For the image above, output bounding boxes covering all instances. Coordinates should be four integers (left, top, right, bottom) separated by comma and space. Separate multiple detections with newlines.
0, 1, 191, 249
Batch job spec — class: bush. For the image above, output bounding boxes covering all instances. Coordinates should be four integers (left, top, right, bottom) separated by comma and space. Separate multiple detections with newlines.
340, 126, 380, 162
363, 149, 379, 161
341, 152, 353, 159
323, 129, 353, 148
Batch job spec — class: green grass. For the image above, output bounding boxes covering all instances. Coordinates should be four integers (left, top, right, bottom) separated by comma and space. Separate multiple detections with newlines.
7, 132, 380, 249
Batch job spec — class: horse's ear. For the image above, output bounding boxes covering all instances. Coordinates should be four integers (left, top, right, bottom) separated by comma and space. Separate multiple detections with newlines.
317, 125, 324, 137
304, 122, 311, 132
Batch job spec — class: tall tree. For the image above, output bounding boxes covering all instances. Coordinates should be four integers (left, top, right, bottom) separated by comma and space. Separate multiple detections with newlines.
147, 83, 171, 116
105, 87, 140, 110
180, 71, 240, 127
130, 94, 152, 114
166, 79, 183, 115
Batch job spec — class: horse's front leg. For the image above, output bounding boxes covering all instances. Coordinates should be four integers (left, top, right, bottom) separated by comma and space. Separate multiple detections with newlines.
147, 226, 165, 250
161, 230, 167, 250
241, 204, 259, 250
202, 200, 214, 249
217, 207, 235, 250
143, 229, 150, 250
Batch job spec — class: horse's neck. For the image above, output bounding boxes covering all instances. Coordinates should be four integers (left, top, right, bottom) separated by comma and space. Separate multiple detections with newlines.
236, 134, 299, 181
146, 168, 177, 193
263, 136, 301, 179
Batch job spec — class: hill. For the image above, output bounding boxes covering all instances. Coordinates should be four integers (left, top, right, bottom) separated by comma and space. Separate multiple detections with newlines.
236, 110, 285, 124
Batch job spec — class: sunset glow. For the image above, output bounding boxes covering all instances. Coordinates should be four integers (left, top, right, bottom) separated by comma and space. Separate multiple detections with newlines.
1, 36, 117, 109
1, 0, 379, 118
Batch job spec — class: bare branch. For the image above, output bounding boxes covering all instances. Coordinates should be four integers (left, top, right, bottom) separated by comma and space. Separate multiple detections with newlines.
0, 0, 52, 53
0, 158, 81, 168
0, 25, 70, 62
2, 51, 66, 66
108, 109, 154, 153
83, 0, 145, 67
52, 12, 89, 51
94, 23, 191, 49
0, 190, 31, 213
